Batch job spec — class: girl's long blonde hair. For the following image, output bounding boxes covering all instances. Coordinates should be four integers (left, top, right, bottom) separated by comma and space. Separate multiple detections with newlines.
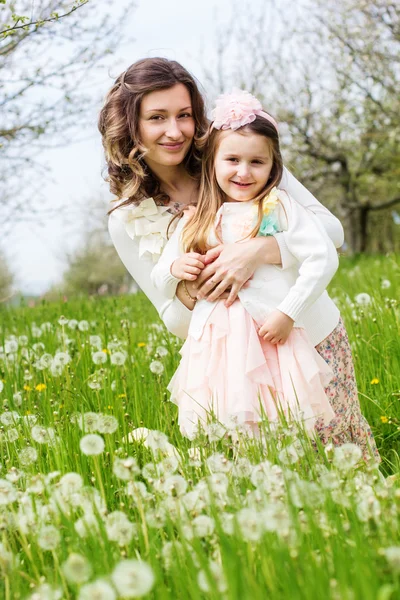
181, 117, 283, 254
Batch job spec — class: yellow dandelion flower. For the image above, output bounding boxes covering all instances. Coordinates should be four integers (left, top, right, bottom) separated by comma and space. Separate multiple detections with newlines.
23, 385, 32, 392
370, 378, 379, 385
137, 342, 146, 347
102, 348, 110, 354
380, 415, 389, 424
118, 394, 126, 398
35, 383, 47, 392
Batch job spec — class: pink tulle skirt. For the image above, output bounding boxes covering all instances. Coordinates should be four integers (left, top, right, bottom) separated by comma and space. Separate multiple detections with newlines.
168, 300, 335, 440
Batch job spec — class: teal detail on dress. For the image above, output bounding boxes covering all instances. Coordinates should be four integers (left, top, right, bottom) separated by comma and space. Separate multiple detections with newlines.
258, 209, 280, 237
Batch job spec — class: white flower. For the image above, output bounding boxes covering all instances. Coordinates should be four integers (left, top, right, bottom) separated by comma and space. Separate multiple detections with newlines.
161, 475, 188, 497
381, 279, 391, 289
6, 428, 19, 442
123, 427, 150, 443
97, 414, 119, 434
50, 361, 64, 377
206, 453, 232, 473
5, 340, 18, 354
161, 541, 184, 570
188, 447, 202, 467
105, 511, 137, 545
146, 506, 167, 528
355, 293, 371, 306
207, 472, 229, 495
110, 351, 127, 365
111, 559, 155, 597
113, 456, 140, 480
333, 443, 362, 472
78, 412, 101, 432
0, 479, 17, 505
92, 351, 108, 365
279, 444, 301, 465
39, 353, 53, 369
149, 360, 164, 375
232, 457, 252, 478
0, 411, 20, 426
13, 392, 22, 406
31, 425, 56, 445
67, 319, 78, 330
28, 583, 62, 600
53, 351, 71, 366
37, 525, 61, 551
59, 472, 84, 498
155, 345, 168, 357
144, 429, 169, 451
62, 552, 92, 584
78, 320, 90, 331
18, 446, 38, 466
383, 547, 400, 572
0, 542, 18, 573
126, 481, 149, 500
0, 381, 3, 393
90, 335, 102, 348
236, 508, 263, 541
78, 579, 116, 600
87, 375, 102, 390
80, 434, 105, 456
74, 512, 100, 538
220, 512, 235, 535
192, 515, 215, 537
58, 315, 69, 326
198, 560, 228, 594
205, 421, 226, 442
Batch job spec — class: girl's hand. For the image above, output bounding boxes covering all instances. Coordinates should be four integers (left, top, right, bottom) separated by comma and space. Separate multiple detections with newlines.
171, 253, 205, 281
195, 237, 281, 306
259, 310, 294, 345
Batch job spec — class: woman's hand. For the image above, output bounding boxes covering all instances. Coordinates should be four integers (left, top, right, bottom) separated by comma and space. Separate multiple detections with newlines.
258, 310, 294, 345
195, 237, 282, 307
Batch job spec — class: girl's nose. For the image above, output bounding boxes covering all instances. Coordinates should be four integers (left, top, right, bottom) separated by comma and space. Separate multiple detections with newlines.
165, 119, 182, 139
237, 163, 250, 178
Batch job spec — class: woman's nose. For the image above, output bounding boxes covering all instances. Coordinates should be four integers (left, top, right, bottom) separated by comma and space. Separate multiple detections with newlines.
165, 119, 182, 139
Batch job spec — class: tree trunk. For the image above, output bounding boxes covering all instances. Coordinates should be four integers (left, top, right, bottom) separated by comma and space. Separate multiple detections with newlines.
359, 204, 370, 253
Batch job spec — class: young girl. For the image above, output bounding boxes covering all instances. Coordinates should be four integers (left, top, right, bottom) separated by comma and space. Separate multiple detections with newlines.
151, 90, 380, 460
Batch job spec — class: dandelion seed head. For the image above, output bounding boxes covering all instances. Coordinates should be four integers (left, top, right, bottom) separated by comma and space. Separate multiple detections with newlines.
149, 360, 164, 375
79, 434, 105, 456
111, 559, 155, 598
62, 552, 92, 584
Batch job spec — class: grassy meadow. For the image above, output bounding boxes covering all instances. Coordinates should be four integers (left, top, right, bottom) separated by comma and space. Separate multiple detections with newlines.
0, 254, 399, 600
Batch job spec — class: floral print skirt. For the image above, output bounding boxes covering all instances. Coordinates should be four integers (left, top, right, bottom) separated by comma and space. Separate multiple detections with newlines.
314, 318, 381, 463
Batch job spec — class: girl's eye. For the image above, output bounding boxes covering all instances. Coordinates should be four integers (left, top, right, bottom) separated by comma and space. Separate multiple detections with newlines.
252, 160, 263, 165
227, 158, 238, 162
179, 113, 192, 118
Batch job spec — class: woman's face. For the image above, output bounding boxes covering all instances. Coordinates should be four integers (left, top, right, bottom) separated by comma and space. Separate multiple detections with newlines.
139, 83, 195, 168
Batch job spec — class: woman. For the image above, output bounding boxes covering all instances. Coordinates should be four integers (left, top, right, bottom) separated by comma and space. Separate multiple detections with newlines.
99, 58, 344, 340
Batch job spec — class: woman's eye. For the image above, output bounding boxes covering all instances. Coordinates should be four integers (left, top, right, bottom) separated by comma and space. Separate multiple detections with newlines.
149, 115, 163, 121
179, 113, 192, 118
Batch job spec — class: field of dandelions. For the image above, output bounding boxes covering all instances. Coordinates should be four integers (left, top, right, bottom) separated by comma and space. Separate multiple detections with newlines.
0, 254, 399, 600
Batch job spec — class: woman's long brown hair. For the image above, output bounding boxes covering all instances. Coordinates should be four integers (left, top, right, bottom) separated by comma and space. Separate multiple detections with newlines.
98, 58, 208, 214
181, 117, 283, 253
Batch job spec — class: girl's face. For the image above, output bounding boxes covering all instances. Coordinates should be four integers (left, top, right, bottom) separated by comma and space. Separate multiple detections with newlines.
214, 130, 273, 202
139, 84, 195, 169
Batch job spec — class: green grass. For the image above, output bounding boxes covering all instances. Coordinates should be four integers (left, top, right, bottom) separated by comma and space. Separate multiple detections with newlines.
0, 254, 399, 600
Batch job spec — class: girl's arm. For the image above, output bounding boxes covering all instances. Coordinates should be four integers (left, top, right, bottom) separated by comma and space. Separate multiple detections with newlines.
276, 167, 344, 269
108, 213, 192, 339
275, 191, 339, 322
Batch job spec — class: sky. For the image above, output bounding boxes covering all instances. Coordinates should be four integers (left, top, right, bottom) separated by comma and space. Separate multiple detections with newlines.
7, 0, 238, 295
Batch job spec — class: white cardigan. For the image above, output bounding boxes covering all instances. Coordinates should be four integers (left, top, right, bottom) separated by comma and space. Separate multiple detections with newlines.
108, 167, 344, 340
151, 190, 340, 346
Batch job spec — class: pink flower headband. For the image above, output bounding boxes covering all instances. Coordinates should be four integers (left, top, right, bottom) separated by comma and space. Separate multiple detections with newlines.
211, 88, 278, 132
